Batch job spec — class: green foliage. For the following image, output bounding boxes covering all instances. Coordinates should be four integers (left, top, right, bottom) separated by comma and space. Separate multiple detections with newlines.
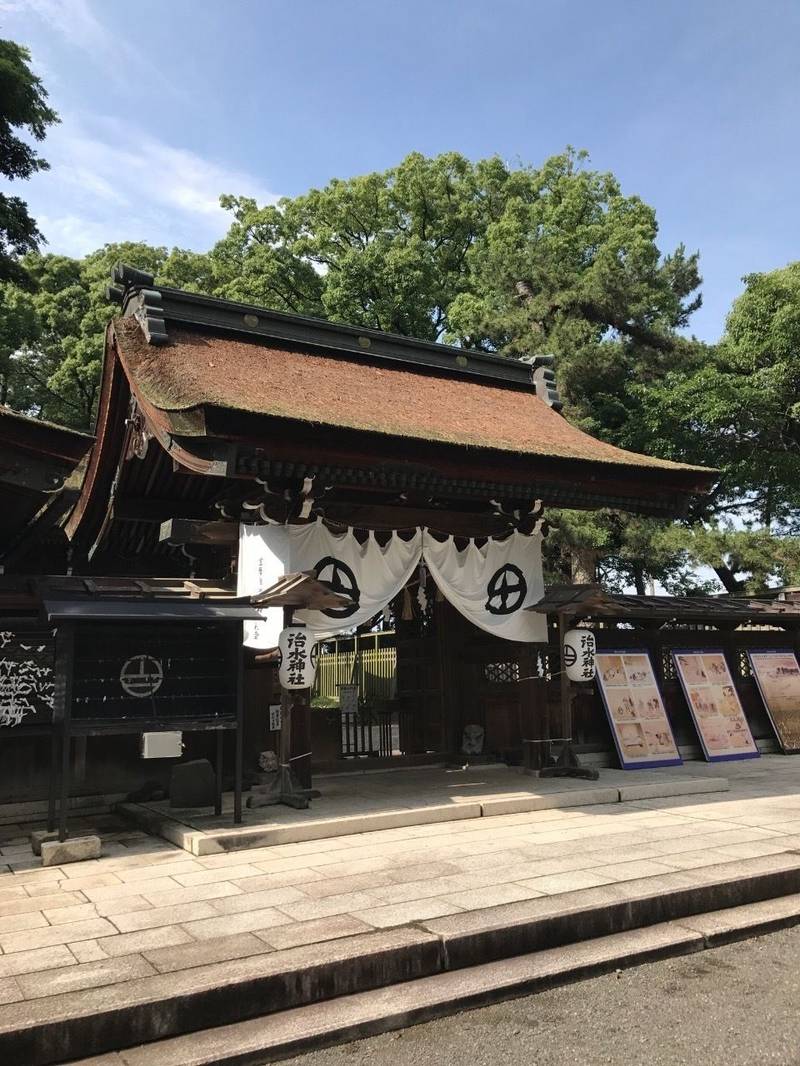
4, 242, 197, 428
0, 39, 58, 286
0, 143, 797, 594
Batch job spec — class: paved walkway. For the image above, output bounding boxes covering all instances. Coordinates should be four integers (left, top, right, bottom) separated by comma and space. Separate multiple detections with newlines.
1, 756, 799, 1007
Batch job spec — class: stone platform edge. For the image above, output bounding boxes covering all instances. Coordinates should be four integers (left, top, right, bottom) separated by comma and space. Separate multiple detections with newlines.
72, 894, 800, 1066
1, 850, 795, 1066
116, 776, 729, 855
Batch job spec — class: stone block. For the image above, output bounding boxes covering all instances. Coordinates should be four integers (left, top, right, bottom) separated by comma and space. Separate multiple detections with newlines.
30, 830, 59, 857
676, 892, 800, 944
41, 836, 101, 868
16, 955, 156, 1000
480, 787, 619, 817
169, 759, 216, 809
617, 778, 728, 802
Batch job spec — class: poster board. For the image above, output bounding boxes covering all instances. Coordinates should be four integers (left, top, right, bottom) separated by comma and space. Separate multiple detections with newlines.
595, 650, 682, 769
747, 650, 800, 753
672, 649, 759, 762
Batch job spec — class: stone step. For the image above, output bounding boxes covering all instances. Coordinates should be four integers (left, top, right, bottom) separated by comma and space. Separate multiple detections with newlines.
4, 851, 800, 1066
118, 774, 729, 856
72, 892, 800, 1066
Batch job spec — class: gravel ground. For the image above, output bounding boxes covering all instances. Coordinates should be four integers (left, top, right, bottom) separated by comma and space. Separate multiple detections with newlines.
283, 926, 800, 1066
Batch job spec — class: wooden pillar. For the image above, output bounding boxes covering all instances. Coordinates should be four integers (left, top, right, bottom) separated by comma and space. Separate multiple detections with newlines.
290, 691, 312, 789
558, 610, 572, 744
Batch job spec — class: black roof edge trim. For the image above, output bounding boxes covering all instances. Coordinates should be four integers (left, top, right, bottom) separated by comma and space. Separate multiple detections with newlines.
113, 264, 550, 391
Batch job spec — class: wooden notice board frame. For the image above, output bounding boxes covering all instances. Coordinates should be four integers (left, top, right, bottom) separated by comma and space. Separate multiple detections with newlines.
50, 618, 246, 841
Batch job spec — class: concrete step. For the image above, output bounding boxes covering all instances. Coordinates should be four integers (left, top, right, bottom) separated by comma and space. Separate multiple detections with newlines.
5, 852, 800, 1066
71, 891, 800, 1066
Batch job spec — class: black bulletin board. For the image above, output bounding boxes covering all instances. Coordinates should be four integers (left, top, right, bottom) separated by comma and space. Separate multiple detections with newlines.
0, 623, 56, 733
70, 621, 238, 726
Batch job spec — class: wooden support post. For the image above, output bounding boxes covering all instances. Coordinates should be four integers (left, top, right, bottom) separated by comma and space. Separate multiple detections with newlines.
54, 623, 75, 842
214, 729, 224, 817
234, 625, 244, 824
539, 609, 598, 781
46, 732, 59, 833
247, 606, 312, 810
559, 611, 571, 741
58, 731, 70, 843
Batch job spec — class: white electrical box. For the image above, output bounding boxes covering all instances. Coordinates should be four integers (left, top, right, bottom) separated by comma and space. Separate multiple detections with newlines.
140, 731, 183, 759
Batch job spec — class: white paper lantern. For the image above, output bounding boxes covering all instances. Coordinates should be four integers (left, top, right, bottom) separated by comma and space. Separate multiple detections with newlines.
277, 627, 318, 690
563, 628, 596, 682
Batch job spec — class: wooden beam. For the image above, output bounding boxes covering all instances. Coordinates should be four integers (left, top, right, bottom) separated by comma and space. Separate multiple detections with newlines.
159, 518, 238, 545
315, 502, 515, 538
115, 498, 216, 523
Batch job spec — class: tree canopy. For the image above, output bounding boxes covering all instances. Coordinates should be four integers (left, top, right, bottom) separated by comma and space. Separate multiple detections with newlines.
1, 146, 798, 593
0, 39, 58, 286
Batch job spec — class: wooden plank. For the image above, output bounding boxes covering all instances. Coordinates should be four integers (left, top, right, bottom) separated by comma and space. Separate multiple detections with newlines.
159, 518, 238, 545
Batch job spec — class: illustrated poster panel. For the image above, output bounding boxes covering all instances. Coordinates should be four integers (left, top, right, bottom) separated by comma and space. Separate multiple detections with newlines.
0, 628, 56, 730
748, 650, 800, 753
672, 650, 759, 762
595, 651, 682, 769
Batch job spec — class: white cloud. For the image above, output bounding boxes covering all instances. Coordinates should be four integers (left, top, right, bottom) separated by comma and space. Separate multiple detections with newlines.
0, 0, 179, 96
1, 0, 112, 52
14, 113, 279, 257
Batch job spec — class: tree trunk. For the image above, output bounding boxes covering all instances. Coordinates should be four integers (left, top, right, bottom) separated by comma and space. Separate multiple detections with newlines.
632, 565, 646, 596
570, 548, 598, 585
713, 564, 746, 595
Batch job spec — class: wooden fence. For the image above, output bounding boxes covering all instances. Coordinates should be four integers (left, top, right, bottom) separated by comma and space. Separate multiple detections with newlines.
314, 636, 397, 703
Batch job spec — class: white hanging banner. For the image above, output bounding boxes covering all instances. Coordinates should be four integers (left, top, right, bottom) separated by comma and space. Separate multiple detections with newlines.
237, 523, 288, 649
238, 520, 422, 642
422, 529, 547, 643
289, 520, 422, 640
238, 521, 546, 645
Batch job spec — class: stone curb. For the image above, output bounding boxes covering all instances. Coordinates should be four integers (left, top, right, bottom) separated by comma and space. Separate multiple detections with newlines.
418, 850, 800, 970
2, 851, 798, 1066
72, 892, 800, 1066
116, 775, 729, 855
0, 927, 441, 1066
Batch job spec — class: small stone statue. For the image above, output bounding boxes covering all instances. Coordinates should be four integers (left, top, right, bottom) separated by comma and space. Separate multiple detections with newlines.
258, 750, 278, 772
461, 724, 485, 755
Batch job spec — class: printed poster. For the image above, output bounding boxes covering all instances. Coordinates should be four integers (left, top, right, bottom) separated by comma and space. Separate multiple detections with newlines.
672, 650, 759, 762
595, 651, 682, 769
747, 650, 800, 754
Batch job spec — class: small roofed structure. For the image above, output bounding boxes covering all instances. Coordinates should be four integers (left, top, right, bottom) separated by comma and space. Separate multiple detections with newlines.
528, 584, 800, 628
0, 407, 93, 572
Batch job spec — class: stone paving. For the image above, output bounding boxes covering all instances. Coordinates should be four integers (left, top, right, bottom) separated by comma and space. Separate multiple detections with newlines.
127, 760, 729, 852
1, 756, 800, 1010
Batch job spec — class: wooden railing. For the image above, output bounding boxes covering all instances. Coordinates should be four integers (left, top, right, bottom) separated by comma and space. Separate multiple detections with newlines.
314, 638, 397, 702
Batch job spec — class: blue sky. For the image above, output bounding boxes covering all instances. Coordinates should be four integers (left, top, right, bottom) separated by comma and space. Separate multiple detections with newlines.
2, 0, 799, 341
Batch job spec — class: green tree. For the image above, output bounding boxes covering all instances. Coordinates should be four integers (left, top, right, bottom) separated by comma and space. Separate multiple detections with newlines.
211, 152, 529, 334
633, 263, 800, 592
7, 242, 204, 429
0, 39, 58, 286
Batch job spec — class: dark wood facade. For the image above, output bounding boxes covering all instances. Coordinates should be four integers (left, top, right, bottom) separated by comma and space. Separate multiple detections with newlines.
0, 265, 734, 805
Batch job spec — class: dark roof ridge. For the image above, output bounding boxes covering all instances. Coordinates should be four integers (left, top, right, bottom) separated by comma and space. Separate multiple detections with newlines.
0, 405, 95, 441
108, 262, 562, 402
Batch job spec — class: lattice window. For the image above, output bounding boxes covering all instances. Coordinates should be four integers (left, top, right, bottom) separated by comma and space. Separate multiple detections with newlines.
737, 649, 753, 678
484, 661, 520, 684
662, 650, 677, 680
